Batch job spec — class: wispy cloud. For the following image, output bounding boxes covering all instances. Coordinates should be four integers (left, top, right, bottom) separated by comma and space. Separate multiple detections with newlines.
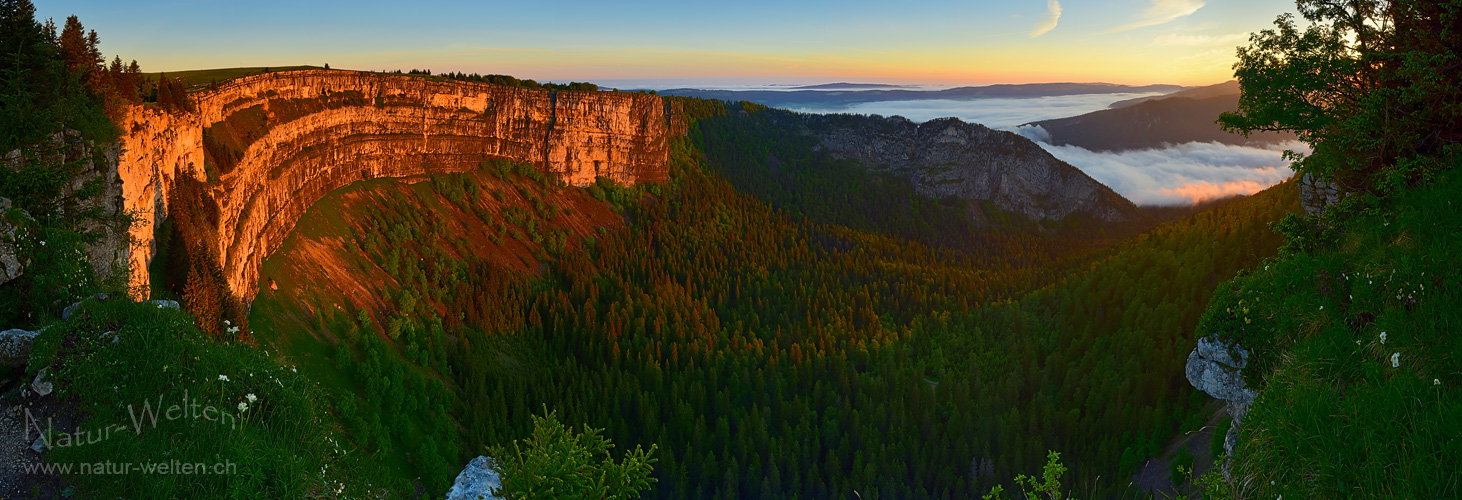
1030, 0, 1063, 37
1103, 0, 1205, 34
470, 47, 553, 53
1153, 32, 1248, 46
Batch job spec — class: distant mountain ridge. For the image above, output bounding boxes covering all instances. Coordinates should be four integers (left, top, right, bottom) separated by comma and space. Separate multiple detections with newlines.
661, 82, 1185, 110
1024, 81, 1297, 152
807, 113, 1139, 222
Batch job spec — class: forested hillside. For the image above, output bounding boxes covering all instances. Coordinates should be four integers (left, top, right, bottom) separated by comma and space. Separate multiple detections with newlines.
253, 121, 1296, 498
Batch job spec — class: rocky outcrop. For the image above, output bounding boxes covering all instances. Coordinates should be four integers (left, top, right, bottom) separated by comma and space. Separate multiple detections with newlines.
0, 329, 40, 369
116, 69, 678, 301
810, 115, 1137, 222
1298, 172, 1342, 216
1186, 334, 1256, 465
446, 455, 502, 500
4, 132, 130, 290
0, 197, 23, 287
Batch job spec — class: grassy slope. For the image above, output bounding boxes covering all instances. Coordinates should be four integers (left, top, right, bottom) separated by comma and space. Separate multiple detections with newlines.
25, 299, 373, 498
145, 66, 320, 90
1200, 169, 1462, 498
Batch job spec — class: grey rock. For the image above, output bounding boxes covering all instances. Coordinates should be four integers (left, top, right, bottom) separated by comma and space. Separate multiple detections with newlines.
0, 196, 27, 287
1186, 334, 1257, 480
1185, 335, 1256, 419
809, 115, 1137, 223
446, 455, 502, 500
32, 435, 47, 453
1299, 172, 1342, 216
146, 299, 180, 310
31, 367, 52, 397
61, 292, 109, 320
0, 328, 40, 368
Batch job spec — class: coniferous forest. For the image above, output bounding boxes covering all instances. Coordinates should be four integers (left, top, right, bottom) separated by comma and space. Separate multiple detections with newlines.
4, 0, 1460, 498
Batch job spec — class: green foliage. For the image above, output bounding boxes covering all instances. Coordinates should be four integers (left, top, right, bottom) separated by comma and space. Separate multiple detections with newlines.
1198, 167, 1462, 498
982, 451, 1077, 500
27, 298, 366, 498
1220, 0, 1462, 196
0, 2, 135, 325
1169, 447, 1194, 487
1210, 418, 1231, 458
489, 410, 657, 500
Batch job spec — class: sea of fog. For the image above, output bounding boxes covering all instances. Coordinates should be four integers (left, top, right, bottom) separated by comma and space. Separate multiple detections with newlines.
785, 92, 1165, 129
784, 92, 1301, 206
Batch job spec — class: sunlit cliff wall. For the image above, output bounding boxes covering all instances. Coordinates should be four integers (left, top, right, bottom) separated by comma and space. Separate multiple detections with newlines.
118, 69, 678, 301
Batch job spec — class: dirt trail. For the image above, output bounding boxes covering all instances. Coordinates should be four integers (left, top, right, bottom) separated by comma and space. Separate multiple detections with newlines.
1130, 404, 1229, 498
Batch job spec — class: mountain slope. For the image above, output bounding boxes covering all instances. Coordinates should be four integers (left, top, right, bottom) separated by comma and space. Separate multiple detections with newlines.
661, 82, 1183, 110
690, 104, 1140, 243
1025, 84, 1296, 152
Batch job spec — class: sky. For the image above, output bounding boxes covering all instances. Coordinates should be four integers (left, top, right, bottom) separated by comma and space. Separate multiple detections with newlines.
38, 0, 1299, 87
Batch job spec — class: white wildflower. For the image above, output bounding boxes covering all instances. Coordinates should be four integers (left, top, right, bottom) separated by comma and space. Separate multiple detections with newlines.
1391, 353, 1400, 368
1435, 379, 1442, 386
218, 374, 229, 382
245, 393, 257, 403
238, 401, 248, 412
1380, 332, 1387, 344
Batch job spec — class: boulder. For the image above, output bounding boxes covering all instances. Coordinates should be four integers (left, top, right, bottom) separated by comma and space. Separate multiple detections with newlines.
61, 292, 109, 320
1185, 335, 1256, 419
0, 328, 40, 368
446, 455, 502, 500
146, 299, 180, 310
31, 366, 52, 397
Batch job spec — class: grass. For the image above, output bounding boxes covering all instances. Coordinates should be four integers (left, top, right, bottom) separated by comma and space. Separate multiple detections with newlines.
144, 66, 321, 90
25, 298, 374, 498
1198, 166, 1462, 498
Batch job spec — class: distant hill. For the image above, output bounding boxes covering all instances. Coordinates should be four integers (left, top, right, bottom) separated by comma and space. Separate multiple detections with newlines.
661, 82, 1185, 110
1024, 82, 1296, 152
789, 82, 910, 90
1108, 81, 1241, 109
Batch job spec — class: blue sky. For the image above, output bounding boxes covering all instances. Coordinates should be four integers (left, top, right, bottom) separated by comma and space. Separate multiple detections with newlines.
37, 0, 1299, 86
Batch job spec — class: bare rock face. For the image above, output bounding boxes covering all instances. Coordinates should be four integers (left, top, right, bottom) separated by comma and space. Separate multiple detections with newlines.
116, 70, 677, 301
1299, 172, 1342, 216
118, 107, 205, 297
1186, 334, 1256, 467
811, 115, 1136, 222
446, 455, 503, 500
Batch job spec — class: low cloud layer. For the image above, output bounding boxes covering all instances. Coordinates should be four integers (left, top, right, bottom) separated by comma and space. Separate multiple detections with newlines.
792, 92, 1162, 129
1015, 126, 1307, 205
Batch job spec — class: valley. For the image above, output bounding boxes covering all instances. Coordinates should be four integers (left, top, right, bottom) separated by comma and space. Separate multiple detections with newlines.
4, 1, 1460, 498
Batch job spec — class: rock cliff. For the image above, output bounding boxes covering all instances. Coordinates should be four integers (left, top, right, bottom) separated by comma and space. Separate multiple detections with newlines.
810, 115, 1138, 222
116, 69, 678, 301
1185, 334, 1256, 470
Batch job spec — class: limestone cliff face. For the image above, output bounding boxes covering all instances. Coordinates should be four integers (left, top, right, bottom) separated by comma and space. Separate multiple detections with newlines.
118, 106, 205, 295
117, 69, 676, 301
810, 115, 1137, 223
